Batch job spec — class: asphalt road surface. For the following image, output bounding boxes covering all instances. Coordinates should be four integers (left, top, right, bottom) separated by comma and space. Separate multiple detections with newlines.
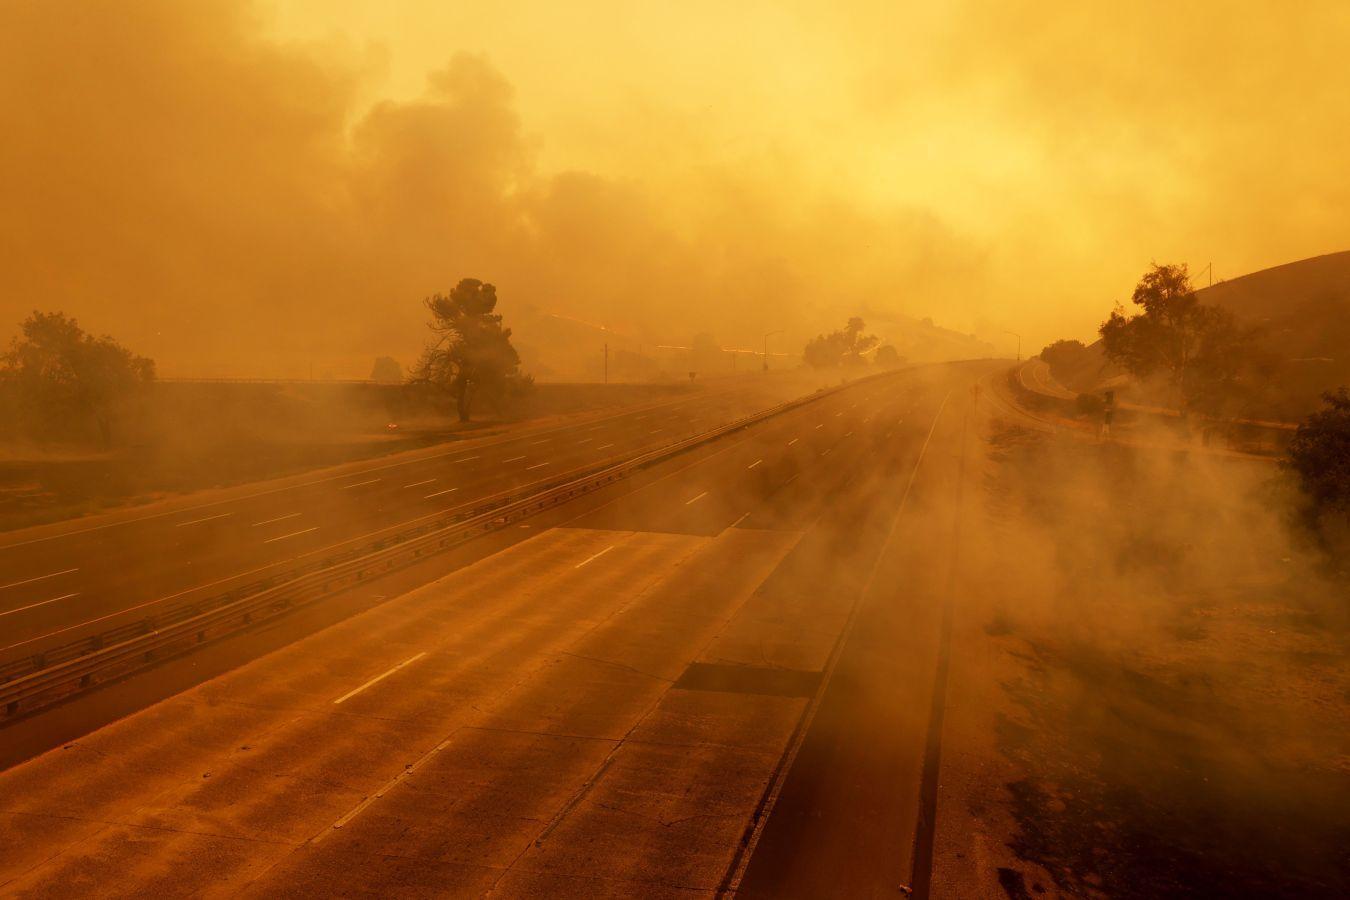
0, 361, 994, 898
0, 376, 824, 663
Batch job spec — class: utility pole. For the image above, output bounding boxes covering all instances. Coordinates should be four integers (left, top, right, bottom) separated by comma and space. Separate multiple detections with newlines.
603, 343, 608, 384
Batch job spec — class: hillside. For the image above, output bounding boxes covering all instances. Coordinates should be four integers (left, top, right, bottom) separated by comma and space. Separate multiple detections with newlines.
1045, 251, 1350, 418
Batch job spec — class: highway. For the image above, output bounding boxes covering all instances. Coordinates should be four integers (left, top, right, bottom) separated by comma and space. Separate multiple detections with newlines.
0, 361, 992, 897
0, 376, 828, 663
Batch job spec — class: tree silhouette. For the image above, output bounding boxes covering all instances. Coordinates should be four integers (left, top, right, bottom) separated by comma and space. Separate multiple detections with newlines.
369, 356, 403, 384
1099, 263, 1255, 413
411, 279, 531, 422
1288, 387, 1350, 518
1, 311, 154, 447
804, 317, 879, 368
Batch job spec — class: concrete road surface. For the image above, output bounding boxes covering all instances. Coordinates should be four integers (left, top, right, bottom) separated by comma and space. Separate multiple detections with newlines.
0, 361, 993, 898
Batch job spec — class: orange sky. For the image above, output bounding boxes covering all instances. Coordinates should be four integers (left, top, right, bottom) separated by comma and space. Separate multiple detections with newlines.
2, 1, 1347, 376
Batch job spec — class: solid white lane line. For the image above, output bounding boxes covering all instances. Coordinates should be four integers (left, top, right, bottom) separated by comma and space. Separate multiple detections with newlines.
0, 568, 78, 592
685, 491, 709, 506
333, 652, 427, 705
787, 438, 799, 446
403, 479, 436, 489
250, 513, 302, 527
424, 487, 459, 499
503, 456, 526, 463
341, 479, 381, 490
733, 512, 751, 527
747, 459, 763, 469
597, 443, 615, 450
176, 513, 231, 527
526, 462, 550, 470
263, 527, 319, 544
0, 592, 80, 619
574, 545, 616, 569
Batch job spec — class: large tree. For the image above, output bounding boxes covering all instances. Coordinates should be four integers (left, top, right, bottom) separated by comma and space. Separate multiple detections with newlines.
411, 279, 530, 422
803, 316, 879, 368
1099, 263, 1254, 413
1, 311, 154, 447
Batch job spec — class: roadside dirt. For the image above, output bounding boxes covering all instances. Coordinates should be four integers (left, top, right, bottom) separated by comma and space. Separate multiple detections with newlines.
933, 410, 1350, 897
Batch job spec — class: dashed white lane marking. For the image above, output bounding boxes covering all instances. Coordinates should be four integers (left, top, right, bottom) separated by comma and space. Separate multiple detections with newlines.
526, 462, 550, 470
649, 429, 663, 435
815, 424, 824, 430
597, 443, 615, 450
251, 512, 302, 527
685, 491, 709, 506
635, 415, 649, 420
341, 479, 381, 490
333, 652, 428, 705
263, 527, 319, 544
787, 438, 799, 446
835, 412, 844, 417
452, 456, 481, 463
786, 474, 799, 485
0, 592, 80, 619
424, 487, 459, 499
844, 431, 853, 437
176, 513, 231, 527
402, 479, 436, 489
821, 448, 832, 456
733, 512, 751, 527
747, 459, 763, 469
577, 438, 593, 445
0, 568, 78, 592
574, 545, 616, 569
530, 439, 552, 445
503, 456, 526, 463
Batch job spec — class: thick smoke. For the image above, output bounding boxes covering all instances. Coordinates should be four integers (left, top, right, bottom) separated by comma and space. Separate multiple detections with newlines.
0, 1, 985, 378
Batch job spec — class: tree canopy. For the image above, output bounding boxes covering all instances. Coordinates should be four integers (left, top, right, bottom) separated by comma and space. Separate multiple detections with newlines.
1099, 263, 1255, 413
410, 279, 531, 422
1288, 387, 1350, 517
0, 311, 154, 446
803, 316, 879, 368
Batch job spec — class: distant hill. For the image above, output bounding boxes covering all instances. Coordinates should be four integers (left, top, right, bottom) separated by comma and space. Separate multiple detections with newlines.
1046, 251, 1350, 418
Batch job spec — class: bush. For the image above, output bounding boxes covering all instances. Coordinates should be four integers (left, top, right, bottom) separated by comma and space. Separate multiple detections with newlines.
1288, 387, 1350, 517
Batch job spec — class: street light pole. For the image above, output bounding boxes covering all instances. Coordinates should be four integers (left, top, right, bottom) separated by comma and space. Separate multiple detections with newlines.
1003, 331, 1022, 362
763, 330, 783, 372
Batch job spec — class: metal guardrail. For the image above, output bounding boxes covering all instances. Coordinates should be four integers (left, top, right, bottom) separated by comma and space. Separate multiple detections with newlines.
0, 373, 890, 720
